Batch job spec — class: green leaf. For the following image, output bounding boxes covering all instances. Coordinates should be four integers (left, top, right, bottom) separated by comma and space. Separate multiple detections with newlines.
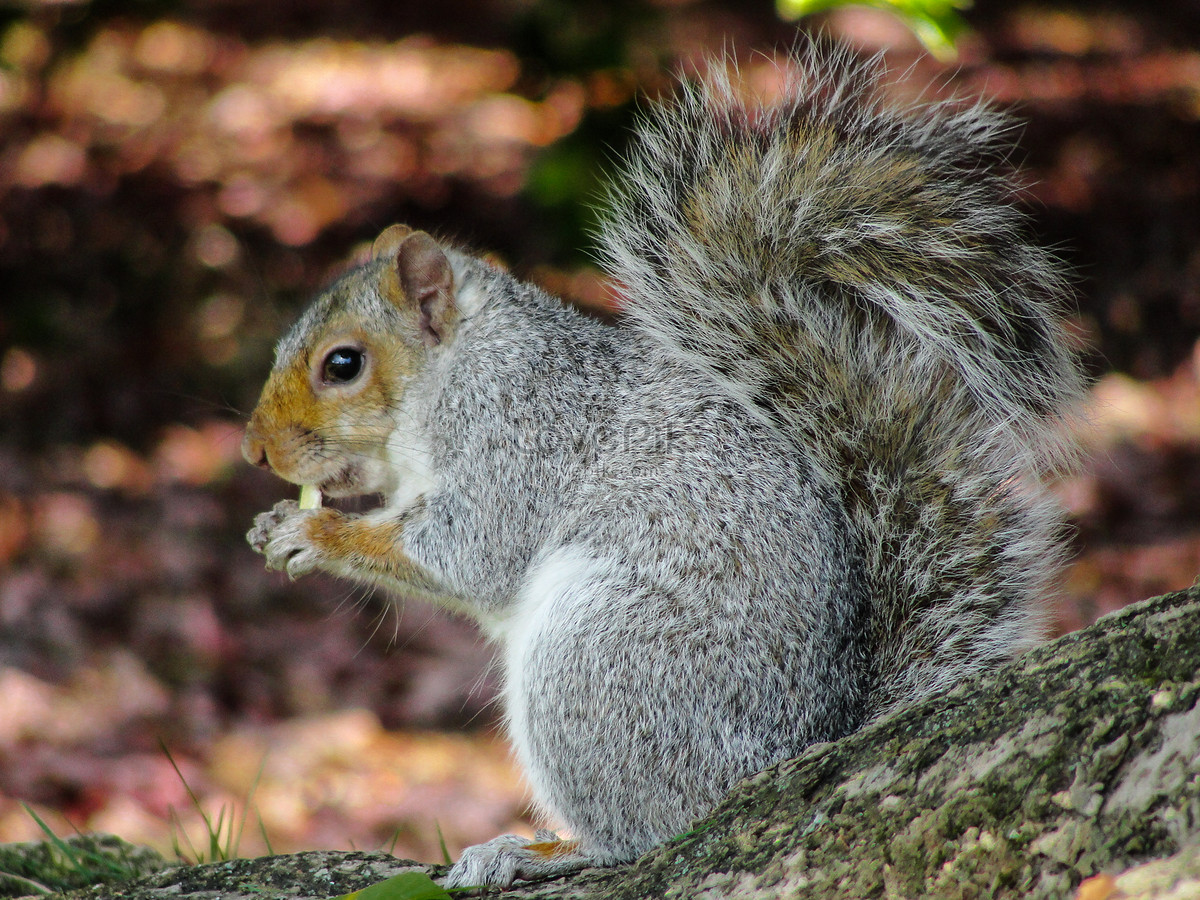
331, 871, 452, 900
776, 0, 972, 60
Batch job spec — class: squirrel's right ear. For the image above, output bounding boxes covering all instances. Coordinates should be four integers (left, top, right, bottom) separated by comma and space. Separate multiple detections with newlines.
378, 228, 457, 349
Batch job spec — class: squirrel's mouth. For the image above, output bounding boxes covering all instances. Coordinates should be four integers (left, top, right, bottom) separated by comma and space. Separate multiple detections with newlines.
312, 460, 378, 500
314, 472, 359, 498
295, 448, 394, 503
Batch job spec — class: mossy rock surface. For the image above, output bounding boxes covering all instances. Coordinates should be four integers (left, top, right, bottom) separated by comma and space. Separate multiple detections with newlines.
0, 834, 171, 897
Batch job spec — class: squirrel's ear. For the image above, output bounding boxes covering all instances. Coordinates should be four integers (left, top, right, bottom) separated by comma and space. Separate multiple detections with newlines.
371, 224, 414, 260
393, 231, 457, 348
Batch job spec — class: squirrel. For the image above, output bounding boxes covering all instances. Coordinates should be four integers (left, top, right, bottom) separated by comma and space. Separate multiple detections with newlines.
242, 43, 1084, 889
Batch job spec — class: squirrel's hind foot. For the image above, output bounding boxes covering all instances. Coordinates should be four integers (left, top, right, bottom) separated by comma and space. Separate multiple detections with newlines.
442, 831, 596, 889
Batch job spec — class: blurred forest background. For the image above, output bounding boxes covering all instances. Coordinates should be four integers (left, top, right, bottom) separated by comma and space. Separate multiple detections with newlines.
1, 0, 1198, 869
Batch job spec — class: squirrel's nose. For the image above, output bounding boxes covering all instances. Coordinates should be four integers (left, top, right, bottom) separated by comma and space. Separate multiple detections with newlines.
241, 428, 272, 470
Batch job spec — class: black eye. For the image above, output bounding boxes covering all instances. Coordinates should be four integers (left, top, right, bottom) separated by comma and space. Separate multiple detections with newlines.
322, 347, 364, 384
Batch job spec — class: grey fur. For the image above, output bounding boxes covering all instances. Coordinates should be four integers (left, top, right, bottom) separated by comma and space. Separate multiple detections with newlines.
403, 259, 872, 868
381, 251, 877, 887
595, 44, 1084, 716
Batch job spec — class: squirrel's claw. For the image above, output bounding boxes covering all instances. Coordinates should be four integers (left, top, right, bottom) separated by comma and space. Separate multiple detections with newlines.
443, 833, 592, 890
247, 500, 290, 555
247, 499, 323, 579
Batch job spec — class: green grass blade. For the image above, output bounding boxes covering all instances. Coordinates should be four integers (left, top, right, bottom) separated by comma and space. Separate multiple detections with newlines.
433, 822, 452, 867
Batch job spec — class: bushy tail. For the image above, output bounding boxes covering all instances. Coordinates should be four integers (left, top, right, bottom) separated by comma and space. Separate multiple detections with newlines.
596, 44, 1085, 714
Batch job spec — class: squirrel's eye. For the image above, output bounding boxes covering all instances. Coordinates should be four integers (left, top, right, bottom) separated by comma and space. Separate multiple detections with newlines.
321, 347, 364, 384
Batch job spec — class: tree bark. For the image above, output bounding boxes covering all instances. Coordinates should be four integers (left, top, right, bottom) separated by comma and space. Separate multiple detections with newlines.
56, 585, 1200, 900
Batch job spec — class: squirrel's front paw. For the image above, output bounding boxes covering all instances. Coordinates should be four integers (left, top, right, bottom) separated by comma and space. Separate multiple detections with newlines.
443, 832, 592, 889
247, 499, 331, 579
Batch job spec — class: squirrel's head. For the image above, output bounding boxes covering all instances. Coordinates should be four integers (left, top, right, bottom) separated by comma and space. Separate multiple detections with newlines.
241, 224, 457, 498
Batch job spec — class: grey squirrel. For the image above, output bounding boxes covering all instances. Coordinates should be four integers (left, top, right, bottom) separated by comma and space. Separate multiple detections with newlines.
242, 44, 1084, 889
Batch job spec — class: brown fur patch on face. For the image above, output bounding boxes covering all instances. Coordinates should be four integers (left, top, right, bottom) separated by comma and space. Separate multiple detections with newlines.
245, 280, 426, 491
